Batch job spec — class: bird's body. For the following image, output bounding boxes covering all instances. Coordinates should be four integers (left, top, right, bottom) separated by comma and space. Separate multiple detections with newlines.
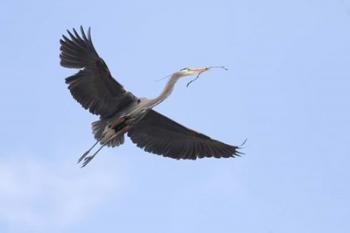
60, 27, 242, 167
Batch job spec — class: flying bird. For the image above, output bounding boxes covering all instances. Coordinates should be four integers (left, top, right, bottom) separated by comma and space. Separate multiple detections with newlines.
59, 26, 242, 167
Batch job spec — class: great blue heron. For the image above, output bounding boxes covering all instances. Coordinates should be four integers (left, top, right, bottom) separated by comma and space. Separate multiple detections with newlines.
60, 26, 242, 167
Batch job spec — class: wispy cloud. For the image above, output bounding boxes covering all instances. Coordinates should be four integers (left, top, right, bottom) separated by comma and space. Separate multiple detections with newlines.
0, 155, 122, 233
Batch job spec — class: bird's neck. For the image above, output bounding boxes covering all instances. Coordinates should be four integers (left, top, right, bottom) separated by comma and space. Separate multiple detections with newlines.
147, 73, 182, 108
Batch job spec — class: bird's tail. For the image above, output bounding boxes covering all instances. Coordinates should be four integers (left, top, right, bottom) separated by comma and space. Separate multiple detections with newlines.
92, 120, 125, 147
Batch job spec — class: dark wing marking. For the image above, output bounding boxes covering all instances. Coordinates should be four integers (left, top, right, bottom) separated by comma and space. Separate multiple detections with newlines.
127, 110, 241, 159
60, 26, 137, 118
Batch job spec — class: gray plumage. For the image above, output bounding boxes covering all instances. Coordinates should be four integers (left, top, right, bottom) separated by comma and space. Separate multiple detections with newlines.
60, 26, 242, 167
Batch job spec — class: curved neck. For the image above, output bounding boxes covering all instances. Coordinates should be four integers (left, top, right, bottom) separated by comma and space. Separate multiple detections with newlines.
147, 73, 182, 108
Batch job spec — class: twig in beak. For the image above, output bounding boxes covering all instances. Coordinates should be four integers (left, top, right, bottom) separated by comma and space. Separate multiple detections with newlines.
186, 72, 202, 87
207, 66, 228, 71
186, 66, 228, 88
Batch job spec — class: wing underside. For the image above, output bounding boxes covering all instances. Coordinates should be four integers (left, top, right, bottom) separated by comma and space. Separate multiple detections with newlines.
128, 110, 241, 159
60, 26, 136, 118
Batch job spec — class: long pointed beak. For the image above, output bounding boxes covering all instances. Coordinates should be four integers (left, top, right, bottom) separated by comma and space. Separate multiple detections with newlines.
190, 67, 209, 73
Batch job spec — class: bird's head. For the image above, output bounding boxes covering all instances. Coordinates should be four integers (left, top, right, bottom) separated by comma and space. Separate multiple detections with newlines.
176, 67, 209, 77
172, 66, 227, 87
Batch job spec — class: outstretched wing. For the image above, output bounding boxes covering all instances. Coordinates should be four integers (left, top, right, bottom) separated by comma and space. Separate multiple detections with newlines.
60, 26, 137, 118
127, 110, 241, 159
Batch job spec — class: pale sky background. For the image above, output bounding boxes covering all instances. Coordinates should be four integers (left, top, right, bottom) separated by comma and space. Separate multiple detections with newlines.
1, 0, 350, 233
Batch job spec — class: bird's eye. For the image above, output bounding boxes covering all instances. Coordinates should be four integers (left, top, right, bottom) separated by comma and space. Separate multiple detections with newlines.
181, 67, 190, 71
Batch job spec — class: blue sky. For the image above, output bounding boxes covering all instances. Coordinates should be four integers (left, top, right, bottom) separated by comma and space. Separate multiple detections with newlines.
1, 0, 350, 232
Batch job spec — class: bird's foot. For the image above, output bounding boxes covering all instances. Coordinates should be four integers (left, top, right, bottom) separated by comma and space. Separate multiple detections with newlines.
81, 155, 95, 168
77, 150, 90, 164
